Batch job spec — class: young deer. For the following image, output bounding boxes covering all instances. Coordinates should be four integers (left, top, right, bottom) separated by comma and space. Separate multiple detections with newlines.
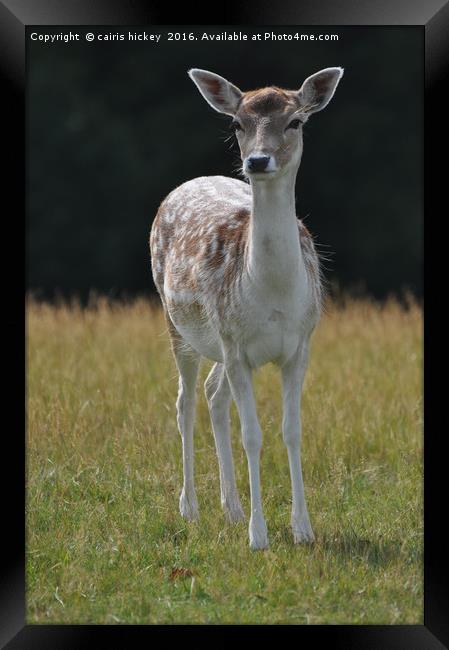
150, 67, 343, 549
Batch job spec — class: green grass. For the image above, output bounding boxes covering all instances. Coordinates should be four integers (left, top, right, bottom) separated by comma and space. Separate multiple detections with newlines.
26, 296, 423, 624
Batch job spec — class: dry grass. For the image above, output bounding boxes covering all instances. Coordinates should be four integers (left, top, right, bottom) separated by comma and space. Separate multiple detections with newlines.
26, 295, 423, 624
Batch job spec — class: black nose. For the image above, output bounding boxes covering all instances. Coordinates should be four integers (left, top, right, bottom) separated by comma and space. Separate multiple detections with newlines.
247, 155, 270, 173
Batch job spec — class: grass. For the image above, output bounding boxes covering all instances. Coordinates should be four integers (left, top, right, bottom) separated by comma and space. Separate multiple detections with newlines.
26, 295, 423, 624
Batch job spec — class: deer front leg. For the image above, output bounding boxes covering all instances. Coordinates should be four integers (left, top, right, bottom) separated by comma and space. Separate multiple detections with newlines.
225, 356, 268, 550
281, 343, 315, 544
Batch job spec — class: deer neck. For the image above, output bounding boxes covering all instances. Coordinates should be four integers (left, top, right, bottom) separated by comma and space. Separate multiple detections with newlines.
247, 169, 303, 290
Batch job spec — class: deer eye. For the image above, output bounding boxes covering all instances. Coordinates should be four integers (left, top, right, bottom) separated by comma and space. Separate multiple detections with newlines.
286, 118, 302, 130
231, 120, 243, 133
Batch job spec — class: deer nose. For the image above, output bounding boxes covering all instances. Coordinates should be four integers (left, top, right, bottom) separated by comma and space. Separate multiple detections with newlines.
247, 155, 271, 173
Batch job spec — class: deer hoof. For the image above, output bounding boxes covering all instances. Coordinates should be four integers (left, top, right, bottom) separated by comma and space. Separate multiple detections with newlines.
249, 516, 269, 550
292, 519, 315, 544
179, 489, 199, 521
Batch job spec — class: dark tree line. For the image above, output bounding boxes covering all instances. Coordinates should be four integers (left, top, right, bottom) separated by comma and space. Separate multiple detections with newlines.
28, 27, 423, 301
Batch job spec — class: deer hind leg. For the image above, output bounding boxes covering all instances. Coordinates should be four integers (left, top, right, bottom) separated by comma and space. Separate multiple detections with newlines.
281, 342, 315, 544
168, 320, 201, 521
224, 356, 268, 550
204, 363, 245, 523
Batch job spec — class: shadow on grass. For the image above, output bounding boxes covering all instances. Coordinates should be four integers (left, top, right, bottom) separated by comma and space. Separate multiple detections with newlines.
272, 526, 416, 568
319, 533, 408, 568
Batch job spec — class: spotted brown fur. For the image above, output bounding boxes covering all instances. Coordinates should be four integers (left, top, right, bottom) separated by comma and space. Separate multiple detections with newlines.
150, 177, 321, 339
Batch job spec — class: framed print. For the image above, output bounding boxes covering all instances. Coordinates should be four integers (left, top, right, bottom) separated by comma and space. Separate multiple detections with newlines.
1, 0, 447, 647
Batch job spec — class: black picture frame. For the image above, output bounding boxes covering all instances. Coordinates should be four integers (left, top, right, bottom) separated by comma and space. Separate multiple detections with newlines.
2, 0, 447, 647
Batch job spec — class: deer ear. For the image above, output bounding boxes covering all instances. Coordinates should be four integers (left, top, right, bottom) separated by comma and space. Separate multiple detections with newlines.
297, 67, 344, 114
188, 68, 243, 116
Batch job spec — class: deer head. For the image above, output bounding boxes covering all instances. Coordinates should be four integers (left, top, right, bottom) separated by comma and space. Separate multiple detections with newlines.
188, 67, 344, 180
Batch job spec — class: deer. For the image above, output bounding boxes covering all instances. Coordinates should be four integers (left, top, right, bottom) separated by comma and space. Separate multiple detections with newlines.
149, 66, 343, 549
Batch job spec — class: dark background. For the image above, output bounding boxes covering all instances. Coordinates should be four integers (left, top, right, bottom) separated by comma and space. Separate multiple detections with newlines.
27, 26, 423, 301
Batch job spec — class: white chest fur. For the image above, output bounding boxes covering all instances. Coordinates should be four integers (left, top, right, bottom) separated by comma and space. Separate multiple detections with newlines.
232, 273, 314, 368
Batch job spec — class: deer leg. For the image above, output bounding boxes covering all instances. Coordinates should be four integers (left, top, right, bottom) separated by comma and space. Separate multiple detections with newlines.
225, 357, 268, 550
174, 346, 201, 521
204, 363, 245, 522
281, 343, 315, 544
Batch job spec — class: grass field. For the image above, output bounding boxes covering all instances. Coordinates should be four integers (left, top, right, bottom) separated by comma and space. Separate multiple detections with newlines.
26, 296, 423, 624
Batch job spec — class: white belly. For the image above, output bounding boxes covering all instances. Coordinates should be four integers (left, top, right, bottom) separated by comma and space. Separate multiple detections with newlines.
165, 249, 318, 368
170, 300, 313, 369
